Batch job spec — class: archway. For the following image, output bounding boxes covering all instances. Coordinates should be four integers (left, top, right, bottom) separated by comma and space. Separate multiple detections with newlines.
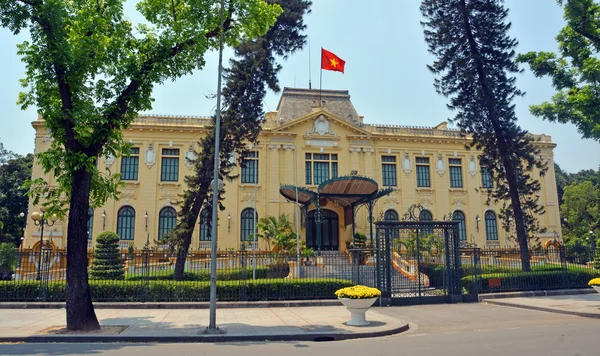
307, 209, 339, 251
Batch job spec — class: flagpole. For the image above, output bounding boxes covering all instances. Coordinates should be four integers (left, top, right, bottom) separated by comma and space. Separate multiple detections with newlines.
319, 48, 323, 107
308, 38, 312, 89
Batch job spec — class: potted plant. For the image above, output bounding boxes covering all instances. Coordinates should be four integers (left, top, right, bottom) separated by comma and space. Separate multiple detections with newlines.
588, 278, 600, 293
335, 285, 381, 326
303, 247, 315, 266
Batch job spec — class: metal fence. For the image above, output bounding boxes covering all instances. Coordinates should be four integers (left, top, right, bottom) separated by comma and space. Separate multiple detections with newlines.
0, 249, 377, 302
461, 246, 600, 294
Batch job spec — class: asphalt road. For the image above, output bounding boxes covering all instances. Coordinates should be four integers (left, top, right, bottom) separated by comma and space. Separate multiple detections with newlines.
1, 303, 598, 356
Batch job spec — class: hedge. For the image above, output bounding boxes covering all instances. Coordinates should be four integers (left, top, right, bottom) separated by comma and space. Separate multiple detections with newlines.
0, 278, 354, 302
125, 266, 271, 281
462, 269, 600, 294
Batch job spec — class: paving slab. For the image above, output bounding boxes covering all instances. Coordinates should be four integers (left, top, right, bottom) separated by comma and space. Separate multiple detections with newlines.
484, 293, 600, 318
0, 306, 408, 343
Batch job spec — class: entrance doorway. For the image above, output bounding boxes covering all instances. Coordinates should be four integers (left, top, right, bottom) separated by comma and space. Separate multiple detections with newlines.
307, 209, 339, 251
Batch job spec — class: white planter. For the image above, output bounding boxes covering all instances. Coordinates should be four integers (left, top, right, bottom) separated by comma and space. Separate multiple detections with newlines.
338, 297, 378, 326
592, 286, 600, 294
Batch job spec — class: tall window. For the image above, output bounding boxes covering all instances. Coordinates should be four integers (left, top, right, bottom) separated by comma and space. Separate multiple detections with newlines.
199, 210, 211, 241
449, 158, 463, 188
416, 157, 431, 187
419, 209, 433, 235
120, 147, 139, 180
240, 208, 257, 241
452, 211, 466, 241
161, 148, 180, 181
87, 208, 94, 240
485, 211, 498, 240
384, 209, 399, 221
382, 156, 397, 186
241, 151, 258, 183
117, 206, 135, 241
305, 153, 338, 185
481, 166, 493, 189
158, 207, 177, 240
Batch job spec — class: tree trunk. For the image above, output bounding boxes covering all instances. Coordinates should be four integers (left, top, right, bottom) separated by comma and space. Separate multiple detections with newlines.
173, 190, 206, 280
458, 0, 531, 271
66, 168, 100, 331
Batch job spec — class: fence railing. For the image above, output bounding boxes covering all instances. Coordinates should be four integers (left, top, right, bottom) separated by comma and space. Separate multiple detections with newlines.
0, 249, 376, 302
459, 247, 600, 294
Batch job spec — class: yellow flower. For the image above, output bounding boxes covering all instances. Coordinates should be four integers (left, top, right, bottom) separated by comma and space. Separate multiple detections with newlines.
335, 285, 381, 299
588, 278, 600, 286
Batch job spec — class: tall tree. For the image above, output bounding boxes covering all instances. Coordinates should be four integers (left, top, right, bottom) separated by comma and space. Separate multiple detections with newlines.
517, 0, 600, 141
0, 0, 281, 331
561, 180, 599, 243
172, 0, 311, 280
421, 0, 547, 271
0, 152, 32, 246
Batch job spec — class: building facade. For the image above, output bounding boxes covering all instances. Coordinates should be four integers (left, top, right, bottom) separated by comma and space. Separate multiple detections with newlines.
23, 88, 562, 251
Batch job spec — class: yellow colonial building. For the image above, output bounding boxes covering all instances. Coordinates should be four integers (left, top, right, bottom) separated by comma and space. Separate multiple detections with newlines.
23, 88, 562, 251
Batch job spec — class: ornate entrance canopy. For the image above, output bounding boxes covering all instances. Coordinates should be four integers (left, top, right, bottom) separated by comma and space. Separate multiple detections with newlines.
279, 175, 393, 253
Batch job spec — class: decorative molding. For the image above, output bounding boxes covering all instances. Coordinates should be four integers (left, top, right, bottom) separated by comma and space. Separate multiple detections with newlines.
467, 155, 477, 177
282, 144, 296, 151
144, 141, 156, 168
349, 147, 362, 155
435, 153, 446, 177
362, 147, 375, 155
184, 143, 196, 168
402, 151, 413, 175
268, 144, 281, 151
307, 115, 337, 137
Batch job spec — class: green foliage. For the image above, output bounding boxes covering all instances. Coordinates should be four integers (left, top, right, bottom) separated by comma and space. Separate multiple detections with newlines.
561, 180, 599, 245
0, 148, 32, 246
254, 214, 298, 253
0, 278, 353, 302
420, 0, 547, 270
517, 0, 600, 141
0, 243, 18, 279
89, 232, 125, 280
126, 267, 270, 281
461, 269, 600, 294
353, 232, 367, 248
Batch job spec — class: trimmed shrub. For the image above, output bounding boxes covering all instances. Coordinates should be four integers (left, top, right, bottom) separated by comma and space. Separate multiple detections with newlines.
462, 269, 600, 294
125, 266, 270, 281
0, 243, 18, 281
90, 231, 125, 280
0, 278, 354, 302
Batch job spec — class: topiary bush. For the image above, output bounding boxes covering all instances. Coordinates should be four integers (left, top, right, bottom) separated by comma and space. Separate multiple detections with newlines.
90, 231, 125, 280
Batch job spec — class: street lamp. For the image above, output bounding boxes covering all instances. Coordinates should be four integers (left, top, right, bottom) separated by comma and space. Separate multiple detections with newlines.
30, 207, 57, 280
591, 230, 596, 260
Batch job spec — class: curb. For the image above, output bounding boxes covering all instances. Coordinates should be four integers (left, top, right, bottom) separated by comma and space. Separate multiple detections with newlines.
484, 299, 600, 319
0, 299, 343, 309
478, 288, 595, 302
0, 322, 410, 343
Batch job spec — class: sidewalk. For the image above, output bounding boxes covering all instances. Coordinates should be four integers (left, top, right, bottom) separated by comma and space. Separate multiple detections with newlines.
0, 306, 409, 343
484, 293, 600, 318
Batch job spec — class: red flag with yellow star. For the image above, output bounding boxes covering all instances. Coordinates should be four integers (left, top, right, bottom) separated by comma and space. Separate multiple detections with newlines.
321, 48, 345, 73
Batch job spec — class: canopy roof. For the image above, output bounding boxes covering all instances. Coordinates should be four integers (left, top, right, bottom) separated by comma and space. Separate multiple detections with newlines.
279, 175, 392, 208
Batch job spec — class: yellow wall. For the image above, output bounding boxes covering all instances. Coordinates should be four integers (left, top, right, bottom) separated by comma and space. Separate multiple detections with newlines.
23, 104, 562, 251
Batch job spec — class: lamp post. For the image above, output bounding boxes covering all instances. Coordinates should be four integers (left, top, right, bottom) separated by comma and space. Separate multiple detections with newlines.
205, 0, 225, 334
591, 230, 596, 261
30, 207, 57, 280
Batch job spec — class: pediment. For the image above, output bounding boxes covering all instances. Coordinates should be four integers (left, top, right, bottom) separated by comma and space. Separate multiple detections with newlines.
271, 108, 372, 137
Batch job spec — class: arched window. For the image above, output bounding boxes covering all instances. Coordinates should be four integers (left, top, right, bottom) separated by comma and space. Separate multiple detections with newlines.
485, 211, 498, 241
452, 211, 466, 241
384, 210, 399, 221
87, 208, 94, 240
199, 209, 211, 241
419, 209, 433, 235
158, 207, 177, 240
116, 206, 135, 241
240, 208, 257, 241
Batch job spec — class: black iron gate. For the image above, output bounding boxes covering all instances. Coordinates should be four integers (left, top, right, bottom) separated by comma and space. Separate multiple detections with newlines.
375, 219, 462, 305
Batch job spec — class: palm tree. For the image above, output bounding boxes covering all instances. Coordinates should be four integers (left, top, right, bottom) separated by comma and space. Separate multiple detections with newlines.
253, 214, 298, 253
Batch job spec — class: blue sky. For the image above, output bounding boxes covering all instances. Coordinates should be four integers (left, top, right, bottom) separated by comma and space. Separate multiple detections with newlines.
1, 0, 598, 173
